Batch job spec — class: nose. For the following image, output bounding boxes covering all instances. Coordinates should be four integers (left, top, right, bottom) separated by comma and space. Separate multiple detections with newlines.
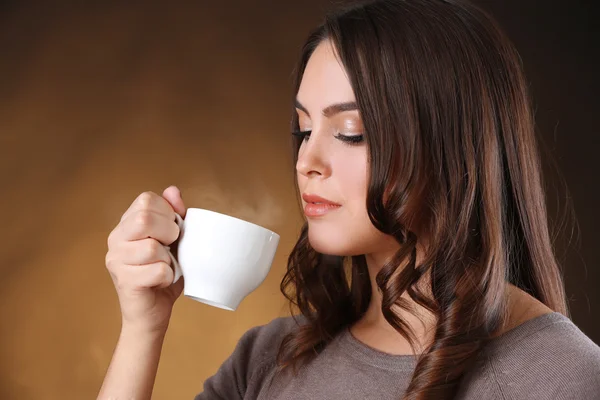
295, 131, 330, 179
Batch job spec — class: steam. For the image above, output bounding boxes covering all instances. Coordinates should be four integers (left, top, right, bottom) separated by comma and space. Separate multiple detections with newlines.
183, 181, 284, 230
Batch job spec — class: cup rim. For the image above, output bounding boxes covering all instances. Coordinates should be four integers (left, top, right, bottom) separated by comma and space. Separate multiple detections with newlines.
185, 208, 280, 237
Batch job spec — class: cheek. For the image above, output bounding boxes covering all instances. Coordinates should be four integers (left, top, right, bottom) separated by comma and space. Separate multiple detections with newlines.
306, 151, 385, 256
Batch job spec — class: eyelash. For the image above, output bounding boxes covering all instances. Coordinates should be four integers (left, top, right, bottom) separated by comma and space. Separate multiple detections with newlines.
291, 130, 364, 145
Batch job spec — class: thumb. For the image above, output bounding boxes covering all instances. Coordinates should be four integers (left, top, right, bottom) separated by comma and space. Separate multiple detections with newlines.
162, 185, 187, 218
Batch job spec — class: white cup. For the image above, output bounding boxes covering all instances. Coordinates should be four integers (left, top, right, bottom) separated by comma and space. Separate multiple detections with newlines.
165, 208, 280, 311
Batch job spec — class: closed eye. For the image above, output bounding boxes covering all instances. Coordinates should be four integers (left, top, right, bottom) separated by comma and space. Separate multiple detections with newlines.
291, 130, 364, 145
334, 133, 364, 144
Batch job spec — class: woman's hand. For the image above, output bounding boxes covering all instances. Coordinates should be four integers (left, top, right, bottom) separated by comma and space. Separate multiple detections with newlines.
105, 186, 186, 334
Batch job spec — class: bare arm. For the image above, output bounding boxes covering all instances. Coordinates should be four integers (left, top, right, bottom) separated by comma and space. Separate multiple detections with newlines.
98, 326, 167, 400
99, 188, 186, 399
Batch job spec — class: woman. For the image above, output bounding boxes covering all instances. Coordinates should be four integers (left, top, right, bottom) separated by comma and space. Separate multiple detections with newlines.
98, 0, 600, 399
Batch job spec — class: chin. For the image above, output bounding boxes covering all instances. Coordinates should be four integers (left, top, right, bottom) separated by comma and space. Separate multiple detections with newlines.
307, 229, 365, 256
306, 218, 397, 257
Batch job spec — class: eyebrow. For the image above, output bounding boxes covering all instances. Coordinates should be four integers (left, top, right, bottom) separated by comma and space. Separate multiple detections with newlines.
295, 99, 359, 118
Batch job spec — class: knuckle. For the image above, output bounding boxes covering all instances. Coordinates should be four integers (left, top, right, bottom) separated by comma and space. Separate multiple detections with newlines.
107, 230, 115, 248
146, 239, 162, 260
105, 254, 118, 271
154, 262, 171, 282
136, 191, 155, 210
105, 252, 113, 268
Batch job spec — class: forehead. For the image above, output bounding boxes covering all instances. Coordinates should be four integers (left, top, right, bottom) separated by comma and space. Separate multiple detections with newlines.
296, 40, 356, 112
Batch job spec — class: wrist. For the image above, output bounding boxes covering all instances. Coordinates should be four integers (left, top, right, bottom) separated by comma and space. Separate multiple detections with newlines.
120, 321, 169, 341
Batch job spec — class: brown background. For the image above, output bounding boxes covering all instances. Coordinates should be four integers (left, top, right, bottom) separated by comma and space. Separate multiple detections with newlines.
0, 1, 597, 399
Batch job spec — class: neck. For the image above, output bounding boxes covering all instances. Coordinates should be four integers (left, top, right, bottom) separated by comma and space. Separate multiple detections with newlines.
350, 244, 436, 355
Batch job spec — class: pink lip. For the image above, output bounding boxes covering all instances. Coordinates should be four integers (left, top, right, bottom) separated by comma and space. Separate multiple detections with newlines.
301, 193, 341, 206
302, 193, 341, 217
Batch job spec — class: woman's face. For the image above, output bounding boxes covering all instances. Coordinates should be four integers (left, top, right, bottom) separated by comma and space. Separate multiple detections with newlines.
295, 40, 396, 257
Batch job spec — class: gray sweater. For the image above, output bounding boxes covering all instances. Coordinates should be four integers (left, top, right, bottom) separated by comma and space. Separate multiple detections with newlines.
194, 312, 600, 399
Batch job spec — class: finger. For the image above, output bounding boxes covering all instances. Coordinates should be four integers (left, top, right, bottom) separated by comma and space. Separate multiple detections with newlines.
111, 210, 180, 246
121, 261, 175, 290
162, 185, 187, 218
121, 191, 177, 222
110, 238, 172, 266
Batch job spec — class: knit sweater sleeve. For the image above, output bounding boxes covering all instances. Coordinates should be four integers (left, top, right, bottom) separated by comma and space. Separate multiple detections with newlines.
193, 316, 301, 400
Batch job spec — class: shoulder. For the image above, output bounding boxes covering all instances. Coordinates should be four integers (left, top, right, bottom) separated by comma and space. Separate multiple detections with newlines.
483, 312, 600, 399
237, 315, 305, 370
195, 315, 305, 400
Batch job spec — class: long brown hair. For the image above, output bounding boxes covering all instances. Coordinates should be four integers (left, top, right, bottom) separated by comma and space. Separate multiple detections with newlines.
277, 0, 569, 398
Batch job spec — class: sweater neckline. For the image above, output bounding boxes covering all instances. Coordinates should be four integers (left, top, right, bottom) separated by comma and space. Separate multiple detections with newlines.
337, 312, 566, 371
339, 327, 418, 371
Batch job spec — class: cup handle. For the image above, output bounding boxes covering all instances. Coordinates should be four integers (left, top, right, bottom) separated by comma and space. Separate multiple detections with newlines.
166, 213, 184, 284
